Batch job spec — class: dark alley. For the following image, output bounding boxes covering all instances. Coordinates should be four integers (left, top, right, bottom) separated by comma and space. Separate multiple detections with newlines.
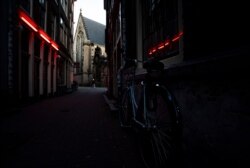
1, 0, 250, 168
1, 87, 144, 168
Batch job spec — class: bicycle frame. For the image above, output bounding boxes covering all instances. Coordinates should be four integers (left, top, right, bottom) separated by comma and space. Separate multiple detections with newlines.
120, 59, 180, 127
127, 78, 163, 129
119, 60, 181, 168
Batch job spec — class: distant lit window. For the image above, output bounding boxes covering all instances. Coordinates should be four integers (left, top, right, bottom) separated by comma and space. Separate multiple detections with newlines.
60, 18, 63, 25
39, 0, 45, 5
142, 0, 180, 60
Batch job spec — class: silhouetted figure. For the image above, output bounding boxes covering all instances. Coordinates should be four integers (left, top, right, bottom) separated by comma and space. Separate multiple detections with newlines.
91, 78, 96, 88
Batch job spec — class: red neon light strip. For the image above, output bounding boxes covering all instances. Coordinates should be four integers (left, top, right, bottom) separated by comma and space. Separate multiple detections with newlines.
165, 42, 170, 46
158, 46, 164, 50
158, 43, 165, 50
20, 17, 38, 32
19, 8, 61, 51
40, 34, 51, 43
148, 32, 184, 56
20, 16, 38, 32
51, 42, 59, 51
39, 30, 51, 43
148, 48, 154, 55
172, 31, 183, 42
52, 44, 59, 51
172, 36, 180, 42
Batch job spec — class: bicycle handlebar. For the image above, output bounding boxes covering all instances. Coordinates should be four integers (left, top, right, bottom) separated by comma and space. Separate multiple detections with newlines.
143, 61, 164, 72
121, 58, 138, 70
121, 57, 164, 72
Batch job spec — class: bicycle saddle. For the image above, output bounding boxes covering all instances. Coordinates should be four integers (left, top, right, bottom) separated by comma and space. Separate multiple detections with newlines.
124, 59, 137, 69
143, 61, 164, 72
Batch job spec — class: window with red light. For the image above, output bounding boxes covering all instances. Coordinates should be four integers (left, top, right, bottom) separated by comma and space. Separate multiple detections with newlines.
142, 0, 180, 60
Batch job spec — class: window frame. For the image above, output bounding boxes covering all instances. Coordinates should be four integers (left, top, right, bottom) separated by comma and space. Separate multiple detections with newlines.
142, 0, 181, 61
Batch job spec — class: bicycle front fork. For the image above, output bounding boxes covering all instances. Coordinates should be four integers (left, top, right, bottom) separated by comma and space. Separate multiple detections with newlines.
132, 81, 159, 130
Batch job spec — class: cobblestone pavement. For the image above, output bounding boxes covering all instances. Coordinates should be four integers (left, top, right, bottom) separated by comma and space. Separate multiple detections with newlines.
0, 87, 144, 168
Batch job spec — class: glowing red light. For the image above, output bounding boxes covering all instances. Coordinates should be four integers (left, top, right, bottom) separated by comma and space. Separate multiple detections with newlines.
51, 41, 59, 51
19, 8, 60, 51
164, 39, 170, 46
148, 48, 156, 56
158, 43, 165, 50
19, 10, 38, 32
172, 36, 180, 42
39, 30, 51, 43
147, 31, 184, 57
172, 31, 183, 42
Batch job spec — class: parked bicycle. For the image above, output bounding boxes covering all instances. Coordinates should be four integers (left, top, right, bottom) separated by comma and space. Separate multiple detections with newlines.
118, 59, 181, 168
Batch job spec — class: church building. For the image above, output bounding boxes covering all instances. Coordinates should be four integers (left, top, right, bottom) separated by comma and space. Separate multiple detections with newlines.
73, 10, 107, 86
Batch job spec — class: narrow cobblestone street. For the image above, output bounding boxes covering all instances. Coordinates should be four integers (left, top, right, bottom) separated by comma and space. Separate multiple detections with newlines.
0, 87, 144, 168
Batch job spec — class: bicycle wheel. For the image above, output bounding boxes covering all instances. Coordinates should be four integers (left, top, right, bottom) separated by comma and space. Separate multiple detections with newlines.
138, 86, 181, 168
119, 88, 132, 127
